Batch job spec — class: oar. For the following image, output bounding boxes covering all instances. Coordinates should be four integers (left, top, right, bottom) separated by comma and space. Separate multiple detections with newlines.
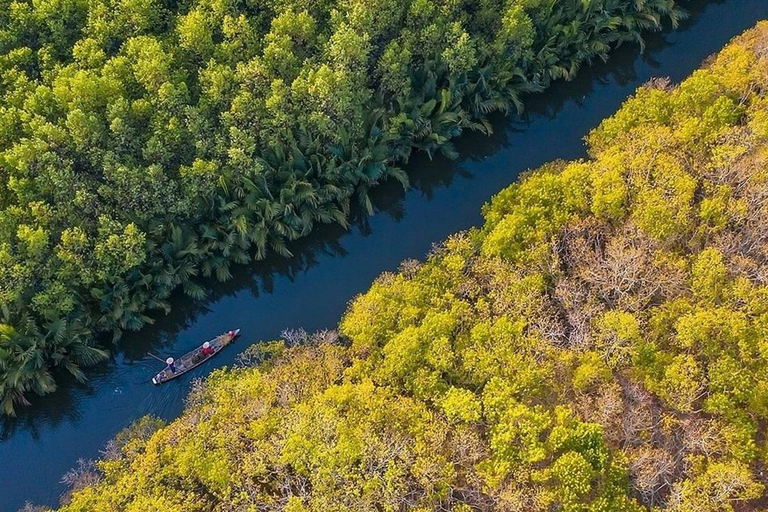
147, 352, 168, 364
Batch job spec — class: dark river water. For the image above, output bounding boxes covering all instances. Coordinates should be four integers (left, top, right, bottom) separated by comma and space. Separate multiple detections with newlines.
3, 1, 768, 509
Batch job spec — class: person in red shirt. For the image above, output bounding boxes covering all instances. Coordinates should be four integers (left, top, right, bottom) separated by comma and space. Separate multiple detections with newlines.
202, 341, 214, 356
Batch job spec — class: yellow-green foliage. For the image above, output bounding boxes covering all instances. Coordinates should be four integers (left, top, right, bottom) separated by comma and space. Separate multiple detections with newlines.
59, 22, 768, 512
0, 0, 689, 413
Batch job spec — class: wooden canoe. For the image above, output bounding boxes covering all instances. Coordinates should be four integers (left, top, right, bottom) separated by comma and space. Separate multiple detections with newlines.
152, 329, 240, 385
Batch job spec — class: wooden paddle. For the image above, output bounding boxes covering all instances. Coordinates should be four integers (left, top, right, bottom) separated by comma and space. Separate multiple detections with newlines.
147, 352, 168, 364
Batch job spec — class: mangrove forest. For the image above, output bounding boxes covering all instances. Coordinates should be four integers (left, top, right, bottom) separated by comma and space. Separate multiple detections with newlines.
47, 21, 768, 511
0, 0, 688, 412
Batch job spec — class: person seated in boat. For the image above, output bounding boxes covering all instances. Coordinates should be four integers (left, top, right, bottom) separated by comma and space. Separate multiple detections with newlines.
155, 373, 163, 383
166, 357, 176, 373
202, 341, 214, 357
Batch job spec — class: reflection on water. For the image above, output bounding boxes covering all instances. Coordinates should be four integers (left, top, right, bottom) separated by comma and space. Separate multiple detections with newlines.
3, 0, 768, 509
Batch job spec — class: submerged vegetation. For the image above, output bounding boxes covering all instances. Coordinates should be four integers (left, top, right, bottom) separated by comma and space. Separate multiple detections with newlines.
53, 23, 768, 512
0, 0, 688, 413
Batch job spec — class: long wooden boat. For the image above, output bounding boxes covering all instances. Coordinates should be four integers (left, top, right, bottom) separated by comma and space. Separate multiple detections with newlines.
152, 329, 240, 385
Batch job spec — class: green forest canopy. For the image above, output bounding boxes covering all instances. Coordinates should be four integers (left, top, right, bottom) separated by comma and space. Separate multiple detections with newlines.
53, 21, 768, 512
0, 0, 687, 413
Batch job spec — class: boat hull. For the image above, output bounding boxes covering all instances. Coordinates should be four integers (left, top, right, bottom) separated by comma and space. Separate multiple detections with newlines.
151, 329, 240, 385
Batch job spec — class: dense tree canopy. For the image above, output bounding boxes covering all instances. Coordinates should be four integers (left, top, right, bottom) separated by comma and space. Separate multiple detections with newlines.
0, 0, 688, 412
51, 22, 768, 511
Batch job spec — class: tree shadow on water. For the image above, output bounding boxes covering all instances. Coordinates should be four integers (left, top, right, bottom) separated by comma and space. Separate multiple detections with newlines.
0, 372, 94, 441
520, 0, 718, 122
